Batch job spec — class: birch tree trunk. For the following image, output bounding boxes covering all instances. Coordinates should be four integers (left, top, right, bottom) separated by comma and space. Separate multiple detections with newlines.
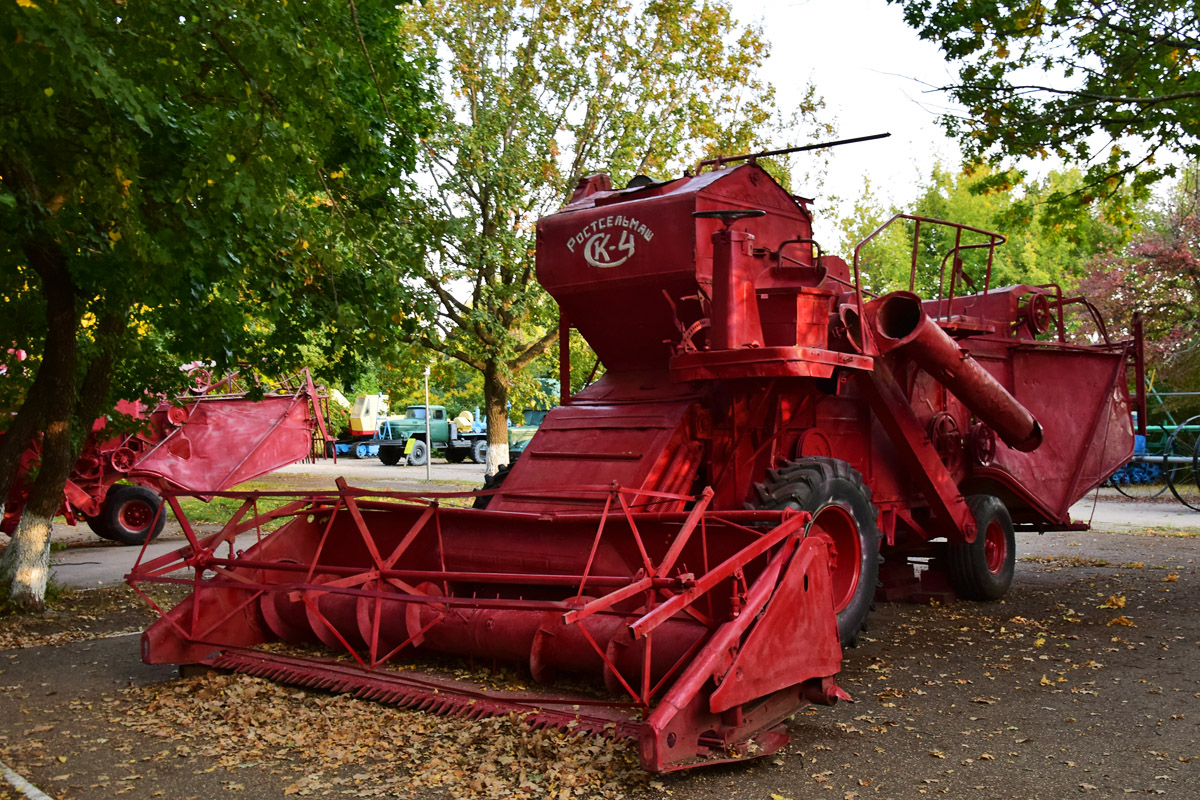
483, 364, 510, 477
0, 242, 78, 610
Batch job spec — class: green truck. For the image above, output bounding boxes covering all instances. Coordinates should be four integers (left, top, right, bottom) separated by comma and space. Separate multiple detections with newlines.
376, 405, 489, 467
506, 408, 548, 461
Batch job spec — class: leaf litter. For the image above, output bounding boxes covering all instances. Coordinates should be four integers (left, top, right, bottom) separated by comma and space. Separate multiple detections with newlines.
119, 672, 650, 798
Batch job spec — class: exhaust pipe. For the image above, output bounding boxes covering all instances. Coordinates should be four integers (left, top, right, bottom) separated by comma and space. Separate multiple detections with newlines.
869, 292, 1042, 452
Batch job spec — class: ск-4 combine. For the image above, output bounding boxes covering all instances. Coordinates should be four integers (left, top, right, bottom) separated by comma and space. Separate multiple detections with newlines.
130, 153, 1139, 771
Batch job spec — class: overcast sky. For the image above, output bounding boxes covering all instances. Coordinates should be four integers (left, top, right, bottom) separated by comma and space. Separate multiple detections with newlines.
732, 0, 964, 240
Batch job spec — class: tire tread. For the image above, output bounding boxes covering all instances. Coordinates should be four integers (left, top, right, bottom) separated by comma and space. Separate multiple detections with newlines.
946, 494, 1015, 601
755, 457, 881, 647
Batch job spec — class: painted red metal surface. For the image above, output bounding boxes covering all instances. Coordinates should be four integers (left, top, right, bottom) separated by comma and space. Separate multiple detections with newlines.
131, 484, 844, 771
137, 161, 1137, 772
868, 291, 1042, 452
534, 166, 1133, 533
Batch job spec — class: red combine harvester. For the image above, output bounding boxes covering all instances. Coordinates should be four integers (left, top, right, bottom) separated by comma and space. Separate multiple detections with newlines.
3, 370, 332, 544
131, 158, 1139, 771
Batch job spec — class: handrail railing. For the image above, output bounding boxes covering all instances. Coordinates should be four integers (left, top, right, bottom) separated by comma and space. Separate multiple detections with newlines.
851, 214, 1007, 347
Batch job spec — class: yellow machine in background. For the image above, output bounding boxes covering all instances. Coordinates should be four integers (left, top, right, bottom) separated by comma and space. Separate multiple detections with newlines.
349, 393, 390, 437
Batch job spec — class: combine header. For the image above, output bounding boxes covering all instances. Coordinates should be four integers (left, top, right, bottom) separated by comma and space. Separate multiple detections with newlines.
3, 370, 332, 544
131, 156, 1138, 771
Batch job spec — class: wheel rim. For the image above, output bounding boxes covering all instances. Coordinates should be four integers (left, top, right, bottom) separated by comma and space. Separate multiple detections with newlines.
983, 519, 1008, 574
1165, 416, 1200, 511
119, 499, 154, 532
808, 504, 861, 613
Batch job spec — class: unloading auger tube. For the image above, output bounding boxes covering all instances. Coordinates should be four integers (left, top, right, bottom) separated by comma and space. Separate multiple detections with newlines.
854, 291, 1044, 452
133, 155, 1137, 773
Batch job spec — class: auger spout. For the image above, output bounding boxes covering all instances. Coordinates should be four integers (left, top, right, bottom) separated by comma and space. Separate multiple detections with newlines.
870, 291, 1043, 452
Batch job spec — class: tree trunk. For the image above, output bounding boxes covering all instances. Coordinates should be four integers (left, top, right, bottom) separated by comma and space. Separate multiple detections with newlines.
483, 361, 510, 476
0, 460, 65, 609
0, 382, 50, 523
0, 331, 58, 520
0, 241, 78, 611
0, 434, 70, 610
75, 314, 125, 439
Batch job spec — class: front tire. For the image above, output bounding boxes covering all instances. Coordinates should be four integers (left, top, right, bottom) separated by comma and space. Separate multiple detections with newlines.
88, 485, 167, 546
946, 494, 1015, 600
407, 439, 429, 467
755, 457, 882, 647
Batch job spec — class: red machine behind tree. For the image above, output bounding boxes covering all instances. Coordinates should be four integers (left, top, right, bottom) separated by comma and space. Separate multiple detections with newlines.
2, 370, 332, 545
130, 162, 1138, 771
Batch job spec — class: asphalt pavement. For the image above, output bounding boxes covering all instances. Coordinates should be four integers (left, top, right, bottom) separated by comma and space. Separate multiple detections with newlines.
9, 461, 1200, 799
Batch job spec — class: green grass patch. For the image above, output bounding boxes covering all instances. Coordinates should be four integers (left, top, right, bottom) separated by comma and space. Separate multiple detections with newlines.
167, 477, 333, 526
171, 495, 295, 526
0, 573, 69, 617
169, 489, 472, 527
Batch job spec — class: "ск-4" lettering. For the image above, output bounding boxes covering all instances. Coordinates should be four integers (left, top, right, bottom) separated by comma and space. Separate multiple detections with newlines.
566, 215, 655, 268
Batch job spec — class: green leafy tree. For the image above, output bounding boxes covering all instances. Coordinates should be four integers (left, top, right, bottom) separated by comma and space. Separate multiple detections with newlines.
0, 0, 431, 609
399, 0, 828, 474
843, 164, 1122, 296
910, 165, 1122, 289
834, 178, 913, 296
891, 0, 1200, 206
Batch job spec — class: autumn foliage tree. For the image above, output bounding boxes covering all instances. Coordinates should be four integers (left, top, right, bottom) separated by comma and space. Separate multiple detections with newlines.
1079, 167, 1200, 412
0, 1, 431, 608
399, 0, 828, 474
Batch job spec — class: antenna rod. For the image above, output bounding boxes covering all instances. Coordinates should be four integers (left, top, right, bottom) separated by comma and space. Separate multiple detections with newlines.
697, 132, 892, 172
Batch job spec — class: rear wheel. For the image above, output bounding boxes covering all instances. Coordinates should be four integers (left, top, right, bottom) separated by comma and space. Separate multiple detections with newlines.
407, 439, 429, 467
470, 439, 488, 464
1107, 470, 1168, 499
754, 457, 882, 647
88, 485, 167, 546
378, 446, 403, 466
445, 449, 467, 464
1165, 416, 1200, 511
946, 494, 1015, 600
